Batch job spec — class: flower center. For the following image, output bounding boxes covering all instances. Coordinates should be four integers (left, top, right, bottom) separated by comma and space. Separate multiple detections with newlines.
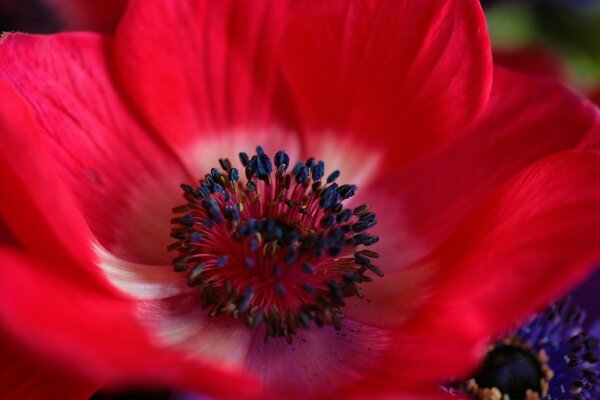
168, 146, 381, 343
464, 336, 553, 400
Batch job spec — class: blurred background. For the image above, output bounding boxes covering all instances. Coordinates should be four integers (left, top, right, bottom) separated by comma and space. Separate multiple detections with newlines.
0, 0, 598, 399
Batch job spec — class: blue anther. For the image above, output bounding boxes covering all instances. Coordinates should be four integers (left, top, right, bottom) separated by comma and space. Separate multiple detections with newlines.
366, 220, 377, 229
321, 214, 335, 228
259, 153, 272, 175
352, 222, 368, 233
248, 238, 259, 250
202, 219, 213, 228
239, 152, 249, 167
275, 283, 286, 297
204, 174, 215, 185
329, 228, 344, 241
180, 213, 194, 227
354, 253, 370, 266
274, 150, 290, 170
359, 212, 376, 222
326, 170, 340, 183
256, 146, 265, 156
302, 283, 316, 294
216, 256, 228, 267
219, 158, 232, 171
246, 181, 257, 192
265, 219, 276, 233
312, 160, 325, 181
245, 257, 254, 269
327, 281, 344, 301
329, 203, 343, 214
212, 183, 223, 194
321, 183, 338, 198
229, 168, 239, 182
246, 158, 257, 174
295, 166, 309, 183
291, 161, 304, 175
343, 273, 361, 282
337, 209, 352, 223
272, 265, 282, 277
190, 231, 203, 243
352, 233, 368, 245
210, 168, 221, 178
364, 235, 379, 246
246, 219, 257, 235
338, 184, 357, 200
198, 183, 211, 198
209, 208, 223, 224
238, 286, 254, 313
180, 183, 195, 195
319, 196, 332, 209
305, 157, 315, 169
302, 263, 315, 274
170, 231, 185, 240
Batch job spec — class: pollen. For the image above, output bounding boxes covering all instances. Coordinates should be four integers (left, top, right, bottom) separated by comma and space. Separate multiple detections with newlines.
168, 146, 381, 343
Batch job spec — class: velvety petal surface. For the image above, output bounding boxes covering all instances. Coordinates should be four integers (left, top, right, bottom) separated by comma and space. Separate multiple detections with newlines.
112, 0, 299, 174
0, 32, 191, 266
0, 247, 258, 398
344, 151, 600, 392
390, 68, 599, 258
0, 79, 105, 287
342, 68, 599, 328
283, 0, 492, 170
424, 151, 600, 335
385, 151, 600, 385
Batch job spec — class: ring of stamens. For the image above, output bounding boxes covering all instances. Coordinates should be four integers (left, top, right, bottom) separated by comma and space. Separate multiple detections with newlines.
168, 146, 382, 343
464, 335, 554, 400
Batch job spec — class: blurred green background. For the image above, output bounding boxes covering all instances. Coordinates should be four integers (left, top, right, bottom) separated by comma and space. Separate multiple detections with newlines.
483, 0, 600, 89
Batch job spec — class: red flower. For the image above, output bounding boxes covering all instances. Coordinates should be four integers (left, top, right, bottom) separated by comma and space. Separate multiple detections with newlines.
0, 1, 599, 399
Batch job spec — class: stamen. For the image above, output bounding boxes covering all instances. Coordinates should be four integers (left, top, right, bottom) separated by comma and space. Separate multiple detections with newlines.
459, 299, 599, 400
169, 146, 382, 342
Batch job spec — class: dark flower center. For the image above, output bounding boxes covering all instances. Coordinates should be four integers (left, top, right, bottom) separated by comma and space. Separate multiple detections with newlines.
168, 146, 381, 343
472, 344, 543, 400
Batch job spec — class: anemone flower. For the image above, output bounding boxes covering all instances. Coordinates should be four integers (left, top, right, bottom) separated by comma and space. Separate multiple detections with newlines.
1, 1, 600, 399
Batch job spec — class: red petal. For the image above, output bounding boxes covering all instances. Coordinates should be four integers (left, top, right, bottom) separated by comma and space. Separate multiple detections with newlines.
0, 247, 259, 398
43, 0, 128, 32
392, 68, 599, 255
426, 151, 600, 336
351, 151, 600, 389
0, 79, 105, 286
112, 0, 298, 172
0, 337, 98, 400
0, 33, 190, 265
243, 319, 390, 399
283, 0, 492, 168
344, 69, 599, 328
